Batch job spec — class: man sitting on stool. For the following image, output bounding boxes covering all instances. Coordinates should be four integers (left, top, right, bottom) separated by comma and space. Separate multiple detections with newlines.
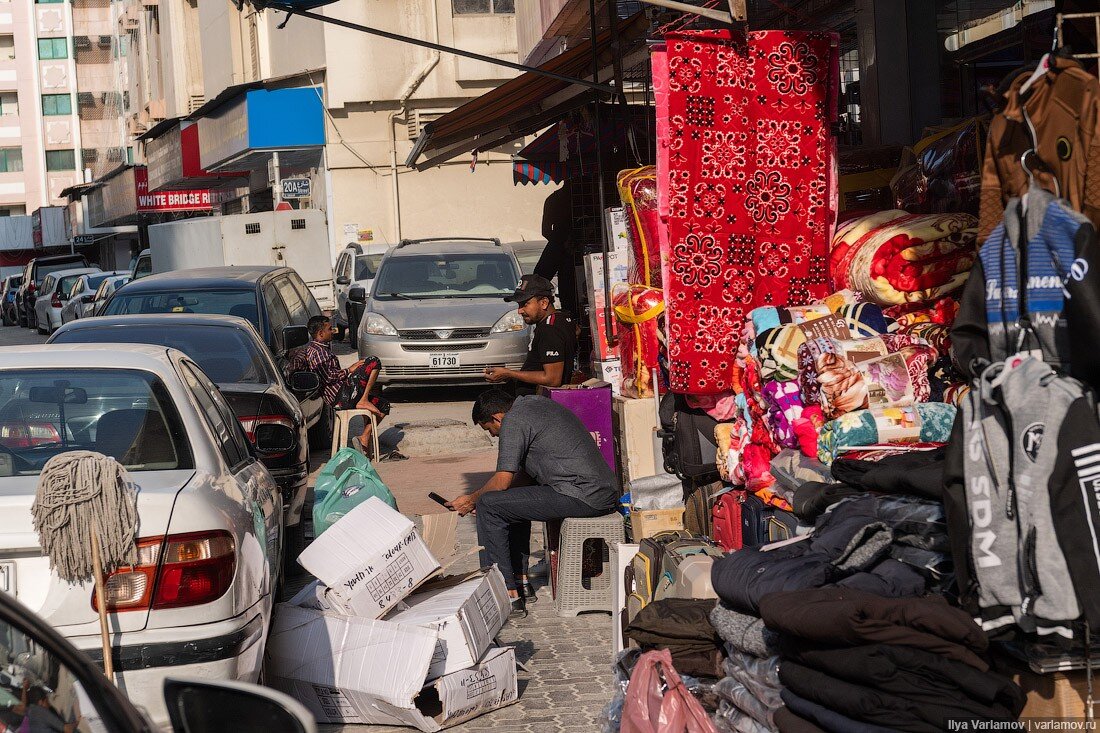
447, 388, 617, 615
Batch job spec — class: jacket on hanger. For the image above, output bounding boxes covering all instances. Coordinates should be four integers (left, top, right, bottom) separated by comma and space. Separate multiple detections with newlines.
952, 187, 1100, 391
978, 54, 1100, 243
943, 356, 1100, 636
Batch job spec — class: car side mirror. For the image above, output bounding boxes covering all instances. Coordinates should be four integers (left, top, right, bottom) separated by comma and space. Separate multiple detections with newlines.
283, 325, 310, 352
164, 677, 317, 733
335, 275, 351, 286
348, 286, 366, 304
288, 370, 320, 393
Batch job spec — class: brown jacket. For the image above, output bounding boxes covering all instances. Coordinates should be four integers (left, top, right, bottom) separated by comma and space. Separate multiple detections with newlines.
978, 56, 1100, 242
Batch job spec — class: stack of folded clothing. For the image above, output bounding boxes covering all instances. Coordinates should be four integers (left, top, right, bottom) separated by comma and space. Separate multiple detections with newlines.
711, 651, 782, 733
760, 588, 1026, 733
624, 598, 725, 679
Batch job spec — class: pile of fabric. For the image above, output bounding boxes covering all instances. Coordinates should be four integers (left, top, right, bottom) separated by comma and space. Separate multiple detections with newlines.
762, 588, 1026, 732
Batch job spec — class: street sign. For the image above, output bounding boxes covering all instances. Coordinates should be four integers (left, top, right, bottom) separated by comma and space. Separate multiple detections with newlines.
275, 201, 293, 212
73, 235, 95, 245
281, 177, 311, 199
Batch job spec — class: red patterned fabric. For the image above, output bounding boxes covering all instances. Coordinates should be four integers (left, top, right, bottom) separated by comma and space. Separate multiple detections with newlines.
662, 30, 839, 395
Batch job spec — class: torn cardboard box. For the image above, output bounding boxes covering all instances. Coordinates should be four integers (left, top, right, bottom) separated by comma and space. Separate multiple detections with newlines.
268, 604, 517, 731
297, 497, 442, 618
386, 568, 511, 680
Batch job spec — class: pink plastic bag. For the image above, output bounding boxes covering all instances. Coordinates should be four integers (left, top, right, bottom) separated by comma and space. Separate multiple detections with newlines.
621, 649, 719, 733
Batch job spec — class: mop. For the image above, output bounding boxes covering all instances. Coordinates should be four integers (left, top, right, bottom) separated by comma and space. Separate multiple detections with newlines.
31, 451, 138, 680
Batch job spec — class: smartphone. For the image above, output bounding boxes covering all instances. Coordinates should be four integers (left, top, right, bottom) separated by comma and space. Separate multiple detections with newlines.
428, 492, 451, 509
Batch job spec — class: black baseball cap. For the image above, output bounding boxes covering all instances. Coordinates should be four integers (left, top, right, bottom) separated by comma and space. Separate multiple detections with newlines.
504, 274, 555, 303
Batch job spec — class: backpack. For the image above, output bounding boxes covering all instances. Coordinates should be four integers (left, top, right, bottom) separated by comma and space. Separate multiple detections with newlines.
658, 393, 720, 483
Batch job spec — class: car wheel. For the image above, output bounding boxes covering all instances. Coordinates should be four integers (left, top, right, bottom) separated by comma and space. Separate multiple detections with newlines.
335, 323, 347, 342
36, 319, 47, 335
1, 305, 12, 326
307, 404, 333, 450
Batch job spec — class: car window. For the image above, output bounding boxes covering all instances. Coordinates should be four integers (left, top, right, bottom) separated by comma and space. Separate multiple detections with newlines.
179, 362, 249, 468
41, 275, 55, 294
68, 278, 83, 299
287, 273, 321, 318
85, 273, 112, 289
36, 259, 86, 283
355, 254, 381, 281
263, 284, 290, 351
57, 275, 83, 296
0, 368, 193, 475
372, 253, 519, 300
52, 325, 274, 385
102, 289, 261, 330
274, 278, 308, 324
133, 256, 152, 279
335, 253, 348, 279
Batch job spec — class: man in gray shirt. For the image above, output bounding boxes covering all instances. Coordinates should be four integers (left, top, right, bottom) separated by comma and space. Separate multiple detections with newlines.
447, 388, 617, 613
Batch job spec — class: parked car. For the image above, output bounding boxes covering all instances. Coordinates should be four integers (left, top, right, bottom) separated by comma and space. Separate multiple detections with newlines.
60, 270, 129, 325
50, 314, 317, 562
33, 267, 102, 334
81, 273, 131, 321
1, 273, 22, 325
0, 344, 284, 726
354, 238, 528, 385
333, 243, 386, 347
97, 266, 330, 446
15, 254, 90, 330
0, 578, 315, 733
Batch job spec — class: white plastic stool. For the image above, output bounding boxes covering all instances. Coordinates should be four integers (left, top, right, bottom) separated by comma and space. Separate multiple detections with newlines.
553, 513, 625, 618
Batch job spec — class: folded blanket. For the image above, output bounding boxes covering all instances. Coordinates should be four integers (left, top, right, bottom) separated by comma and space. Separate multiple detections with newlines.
817, 288, 861, 313
835, 302, 890, 338
901, 321, 951, 356
884, 296, 959, 328
831, 211, 979, 305
710, 602, 780, 658
817, 403, 957, 464
757, 324, 807, 382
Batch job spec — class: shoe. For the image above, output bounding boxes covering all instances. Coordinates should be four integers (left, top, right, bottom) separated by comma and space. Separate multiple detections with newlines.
519, 582, 538, 603
509, 596, 528, 619
380, 449, 408, 462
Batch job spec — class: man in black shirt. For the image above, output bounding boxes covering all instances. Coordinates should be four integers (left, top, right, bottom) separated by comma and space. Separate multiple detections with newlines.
485, 274, 576, 395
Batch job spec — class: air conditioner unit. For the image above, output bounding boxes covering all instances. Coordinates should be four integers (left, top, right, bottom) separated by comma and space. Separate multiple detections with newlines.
106, 147, 124, 161
123, 16, 139, 29
98, 35, 112, 47
82, 148, 98, 163
405, 109, 447, 141
77, 92, 95, 106
73, 36, 92, 50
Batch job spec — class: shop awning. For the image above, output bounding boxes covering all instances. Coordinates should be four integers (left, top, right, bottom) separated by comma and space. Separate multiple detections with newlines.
513, 161, 570, 186
406, 12, 650, 171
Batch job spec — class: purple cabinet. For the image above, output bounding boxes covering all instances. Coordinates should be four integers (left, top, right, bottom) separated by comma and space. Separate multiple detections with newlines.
539, 383, 616, 470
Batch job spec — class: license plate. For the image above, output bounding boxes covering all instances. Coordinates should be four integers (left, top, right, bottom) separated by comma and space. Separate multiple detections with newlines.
429, 353, 460, 368
0, 562, 13, 594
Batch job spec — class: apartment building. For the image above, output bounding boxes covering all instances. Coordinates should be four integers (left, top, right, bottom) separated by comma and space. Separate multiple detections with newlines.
102, 0, 554, 260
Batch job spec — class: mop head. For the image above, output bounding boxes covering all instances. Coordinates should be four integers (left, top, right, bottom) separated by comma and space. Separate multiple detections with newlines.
32, 451, 138, 584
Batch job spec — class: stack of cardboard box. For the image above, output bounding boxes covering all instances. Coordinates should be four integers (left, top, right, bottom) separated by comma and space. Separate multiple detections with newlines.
267, 497, 516, 731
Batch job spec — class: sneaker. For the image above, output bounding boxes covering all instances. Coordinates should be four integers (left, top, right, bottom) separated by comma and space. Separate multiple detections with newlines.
509, 596, 528, 619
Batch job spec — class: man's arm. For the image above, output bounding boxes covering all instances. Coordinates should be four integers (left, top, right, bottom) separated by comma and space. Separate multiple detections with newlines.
447, 470, 514, 515
486, 360, 565, 387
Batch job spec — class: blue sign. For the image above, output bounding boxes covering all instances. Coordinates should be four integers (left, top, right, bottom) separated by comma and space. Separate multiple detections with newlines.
198, 87, 326, 170
281, 177, 311, 199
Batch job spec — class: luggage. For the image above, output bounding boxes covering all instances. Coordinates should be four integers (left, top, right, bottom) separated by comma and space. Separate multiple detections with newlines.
683, 481, 722, 536
659, 393, 720, 483
626, 531, 717, 623
713, 490, 800, 551
653, 539, 724, 601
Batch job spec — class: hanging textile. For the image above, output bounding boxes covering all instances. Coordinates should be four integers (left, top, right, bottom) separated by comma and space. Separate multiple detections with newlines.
662, 30, 839, 395
618, 167, 663, 287
614, 284, 666, 398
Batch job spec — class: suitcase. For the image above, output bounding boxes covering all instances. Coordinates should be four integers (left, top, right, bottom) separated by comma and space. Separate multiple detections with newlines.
653, 539, 723, 601
683, 481, 722, 537
712, 490, 746, 551
658, 393, 720, 483
626, 531, 707, 623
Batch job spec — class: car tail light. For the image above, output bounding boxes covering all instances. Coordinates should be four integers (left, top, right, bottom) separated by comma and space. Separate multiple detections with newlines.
0, 422, 60, 448
26, 282, 35, 294
93, 530, 235, 612
50, 293, 61, 308
239, 414, 295, 457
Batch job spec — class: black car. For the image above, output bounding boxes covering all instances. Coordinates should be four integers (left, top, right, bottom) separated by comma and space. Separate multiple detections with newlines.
99, 266, 332, 446
16, 254, 90, 329
48, 314, 319, 562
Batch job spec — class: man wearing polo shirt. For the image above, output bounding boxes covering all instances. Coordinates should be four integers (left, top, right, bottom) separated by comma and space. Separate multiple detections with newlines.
484, 274, 577, 395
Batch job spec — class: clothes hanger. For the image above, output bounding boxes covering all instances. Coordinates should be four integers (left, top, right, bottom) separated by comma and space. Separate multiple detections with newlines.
1019, 53, 1051, 96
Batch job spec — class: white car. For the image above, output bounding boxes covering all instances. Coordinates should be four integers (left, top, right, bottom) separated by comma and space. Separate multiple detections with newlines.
33, 267, 101, 334
0, 344, 284, 726
333, 243, 385, 347
60, 270, 129, 325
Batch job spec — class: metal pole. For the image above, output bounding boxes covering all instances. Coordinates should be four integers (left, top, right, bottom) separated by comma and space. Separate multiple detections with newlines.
636, 0, 733, 24
268, 5, 616, 94
590, 0, 614, 352
272, 151, 282, 208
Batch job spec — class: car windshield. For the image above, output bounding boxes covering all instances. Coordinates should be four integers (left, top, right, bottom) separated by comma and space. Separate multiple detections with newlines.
355, 254, 382, 281
57, 274, 84, 295
52, 325, 272, 385
373, 253, 518, 300
86, 273, 113, 289
103, 289, 260, 330
36, 260, 85, 283
0, 369, 193, 476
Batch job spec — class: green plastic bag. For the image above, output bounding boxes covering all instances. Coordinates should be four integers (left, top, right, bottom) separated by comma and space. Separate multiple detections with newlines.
312, 448, 398, 537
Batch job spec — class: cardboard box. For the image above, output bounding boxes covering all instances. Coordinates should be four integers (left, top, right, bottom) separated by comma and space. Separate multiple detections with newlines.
603, 206, 635, 263
613, 394, 663, 484
584, 252, 628, 361
268, 604, 518, 731
297, 497, 442, 618
539, 382, 616, 470
630, 508, 684, 540
386, 569, 511, 680
594, 360, 623, 395
610, 543, 639, 656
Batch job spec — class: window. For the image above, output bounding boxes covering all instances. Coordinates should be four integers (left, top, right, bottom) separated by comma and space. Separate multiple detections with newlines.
0, 148, 21, 173
37, 38, 68, 59
286, 274, 321, 318
263, 284, 290, 352
35, 0, 65, 4
41, 94, 71, 116
45, 150, 76, 171
453, 0, 513, 12
373, 253, 520, 300
180, 362, 249, 469
101, 289, 261, 330
0, 93, 17, 116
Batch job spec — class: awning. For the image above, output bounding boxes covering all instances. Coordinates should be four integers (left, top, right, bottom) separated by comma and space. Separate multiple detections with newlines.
406, 12, 650, 170
513, 161, 570, 186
